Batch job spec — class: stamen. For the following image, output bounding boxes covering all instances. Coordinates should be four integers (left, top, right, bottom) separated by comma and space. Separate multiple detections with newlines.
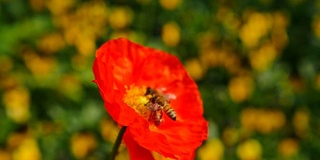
123, 85, 150, 119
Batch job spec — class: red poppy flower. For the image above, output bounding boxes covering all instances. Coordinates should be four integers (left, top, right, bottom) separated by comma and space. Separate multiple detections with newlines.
93, 38, 208, 160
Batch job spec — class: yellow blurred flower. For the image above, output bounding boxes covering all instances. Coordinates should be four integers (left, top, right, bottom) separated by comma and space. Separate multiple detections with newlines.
200, 48, 219, 68
53, 1, 108, 56
240, 12, 272, 48
2, 87, 30, 123
199, 48, 242, 74
313, 15, 320, 38
159, 0, 182, 10
249, 42, 277, 72
70, 133, 97, 159
271, 11, 289, 51
228, 75, 253, 103
269, 110, 286, 130
0, 56, 13, 73
100, 118, 120, 142
0, 75, 17, 90
240, 108, 257, 132
38, 32, 65, 54
46, 0, 74, 15
278, 138, 299, 157
74, 33, 96, 56
272, 11, 289, 30
0, 149, 10, 160
222, 127, 239, 146
236, 139, 262, 160
241, 108, 286, 134
162, 21, 180, 47
12, 137, 41, 160
22, 50, 56, 79
109, 7, 134, 29
255, 110, 285, 134
184, 58, 205, 81
198, 138, 224, 160
293, 108, 309, 137
29, 0, 45, 12
271, 30, 288, 51
7, 133, 27, 150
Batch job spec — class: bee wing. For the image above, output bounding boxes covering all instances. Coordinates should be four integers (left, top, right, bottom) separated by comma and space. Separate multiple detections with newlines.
147, 102, 160, 111
163, 93, 176, 102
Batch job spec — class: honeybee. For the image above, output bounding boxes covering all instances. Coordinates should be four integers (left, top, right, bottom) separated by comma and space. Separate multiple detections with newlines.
145, 87, 176, 126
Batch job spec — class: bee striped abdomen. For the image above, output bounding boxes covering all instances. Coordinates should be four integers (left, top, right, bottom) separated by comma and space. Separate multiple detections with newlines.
163, 105, 176, 121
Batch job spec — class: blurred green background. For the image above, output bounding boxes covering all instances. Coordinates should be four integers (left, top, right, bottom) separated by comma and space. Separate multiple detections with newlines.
1, 0, 320, 159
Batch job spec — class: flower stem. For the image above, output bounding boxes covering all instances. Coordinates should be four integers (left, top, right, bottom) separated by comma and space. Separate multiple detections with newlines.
109, 126, 127, 160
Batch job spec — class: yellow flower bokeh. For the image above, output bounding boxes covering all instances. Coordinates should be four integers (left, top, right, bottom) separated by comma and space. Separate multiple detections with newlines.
2, 87, 30, 123
53, 1, 108, 56
240, 12, 272, 48
37, 32, 65, 54
159, 0, 182, 10
70, 133, 97, 159
278, 138, 299, 157
222, 127, 239, 146
313, 15, 320, 38
271, 11, 289, 51
162, 21, 181, 47
29, 0, 45, 12
293, 108, 309, 137
236, 139, 262, 160
198, 138, 224, 160
184, 58, 205, 81
100, 118, 120, 143
46, 0, 74, 15
0, 56, 13, 74
0, 149, 10, 160
22, 50, 57, 80
228, 75, 254, 103
249, 42, 277, 72
240, 108, 286, 134
12, 137, 42, 160
109, 7, 134, 30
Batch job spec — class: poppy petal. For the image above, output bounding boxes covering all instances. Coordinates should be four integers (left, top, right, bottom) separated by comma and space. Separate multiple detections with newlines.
123, 128, 155, 160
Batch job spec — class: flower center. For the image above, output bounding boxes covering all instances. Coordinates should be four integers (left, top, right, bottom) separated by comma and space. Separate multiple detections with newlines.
123, 85, 150, 119
124, 85, 177, 126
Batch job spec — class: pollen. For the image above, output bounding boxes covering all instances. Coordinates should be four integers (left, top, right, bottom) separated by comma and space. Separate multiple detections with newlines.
123, 85, 150, 119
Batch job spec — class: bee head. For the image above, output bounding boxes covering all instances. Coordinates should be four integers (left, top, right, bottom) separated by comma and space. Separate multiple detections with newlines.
150, 96, 157, 103
145, 87, 152, 95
